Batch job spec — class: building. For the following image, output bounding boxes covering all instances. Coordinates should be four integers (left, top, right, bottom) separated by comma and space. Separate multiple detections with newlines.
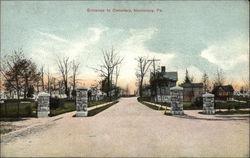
179, 83, 203, 102
212, 85, 234, 101
150, 66, 178, 103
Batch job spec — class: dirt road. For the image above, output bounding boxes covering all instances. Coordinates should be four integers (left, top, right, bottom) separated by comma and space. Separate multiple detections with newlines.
1, 97, 249, 157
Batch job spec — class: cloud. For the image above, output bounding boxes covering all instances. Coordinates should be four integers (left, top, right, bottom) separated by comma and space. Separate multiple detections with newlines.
28, 27, 107, 74
200, 37, 249, 71
116, 28, 176, 88
177, 65, 203, 84
38, 31, 69, 43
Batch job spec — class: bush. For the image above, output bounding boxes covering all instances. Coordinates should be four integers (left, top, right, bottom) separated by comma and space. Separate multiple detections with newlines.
49, 97, 67, 109
192, 97, 203, 107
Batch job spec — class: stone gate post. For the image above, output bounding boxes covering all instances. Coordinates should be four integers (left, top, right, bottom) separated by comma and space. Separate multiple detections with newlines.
202, 93, 215, 114
37, 92, 50, 118
76, 87, 88, 117
170, 86, 184, 115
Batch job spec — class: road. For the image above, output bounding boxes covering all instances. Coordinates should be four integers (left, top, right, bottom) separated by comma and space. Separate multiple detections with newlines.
1, 97, 249, 157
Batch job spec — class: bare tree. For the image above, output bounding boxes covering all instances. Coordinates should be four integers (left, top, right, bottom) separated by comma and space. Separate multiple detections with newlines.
93, 48, 123, 100
46, 67, 51, 94
135, 56, 152, 97
214, 68, 225, 87
114, 64, 121, 87
71, 60, 80, 99
57, 56, 71, 98
202, 72, 209, 92
71, 60, 80, 90
40, 66, 45, 91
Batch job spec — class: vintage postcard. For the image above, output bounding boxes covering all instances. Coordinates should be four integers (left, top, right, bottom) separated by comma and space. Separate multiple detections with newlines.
0, 0, 249, 157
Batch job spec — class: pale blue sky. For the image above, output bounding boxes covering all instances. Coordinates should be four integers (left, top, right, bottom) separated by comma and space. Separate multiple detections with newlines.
1, 1, 249, 90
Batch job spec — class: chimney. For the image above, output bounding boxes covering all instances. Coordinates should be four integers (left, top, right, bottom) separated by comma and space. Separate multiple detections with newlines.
161, 66, 165, 72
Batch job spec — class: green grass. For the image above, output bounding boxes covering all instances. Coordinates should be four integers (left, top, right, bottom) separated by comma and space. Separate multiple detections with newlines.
50, 99, 113, 116
137, 98, 165, 110
183, 102, 202, 110
88, 99, 110, 108
233, 95, 249, 102
49, 101, 75, 116
215, 109, 250, 115
215, 101, 249, 110
88, 101, 119, 117
0, 117, 25, 121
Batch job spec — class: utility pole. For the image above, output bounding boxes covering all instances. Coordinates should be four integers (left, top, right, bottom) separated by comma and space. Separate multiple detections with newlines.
148, 58, 160, 103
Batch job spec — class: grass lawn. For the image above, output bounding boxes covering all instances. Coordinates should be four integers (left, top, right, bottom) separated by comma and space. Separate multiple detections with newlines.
137, 98, 166, 110
88, 101, 119, 117
88, 99, 110, 108
49, 101, 75, 116
183, 102, 201, 110
215, 109, 250, 115
50, 99, 112, 116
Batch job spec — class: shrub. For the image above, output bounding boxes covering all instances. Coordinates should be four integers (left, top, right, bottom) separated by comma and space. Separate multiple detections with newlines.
192, 97, 203, 107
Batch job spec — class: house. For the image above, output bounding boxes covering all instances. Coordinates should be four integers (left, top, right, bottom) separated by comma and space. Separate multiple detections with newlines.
212, 85, 234, 101
150, 66, 178, 103
179, 83, 203, 102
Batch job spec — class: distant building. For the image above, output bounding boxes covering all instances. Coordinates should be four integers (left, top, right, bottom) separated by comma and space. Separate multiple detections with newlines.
179, 83, 203, 102
150, 66, 178, 102
88, 87, 106, 101
212, 85, 234, 101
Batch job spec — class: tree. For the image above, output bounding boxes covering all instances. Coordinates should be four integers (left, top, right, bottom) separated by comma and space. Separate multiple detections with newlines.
184, 69, 192, 84
40, 66, 45, 91
135, 56, 152, 97
214, 68, 225, 87
46, 67, 51, 94
71, 60, 80, 99
27, 85, 35, 98
57, 56, 71, 98
94, 48, 123, 100
202, 72, 209, 92
0, 50, 40, 116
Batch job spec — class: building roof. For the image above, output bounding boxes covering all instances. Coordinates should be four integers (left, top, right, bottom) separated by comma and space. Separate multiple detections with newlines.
162, 72, 178, 81
212, 85, 234, 93
180, 83, 203, 88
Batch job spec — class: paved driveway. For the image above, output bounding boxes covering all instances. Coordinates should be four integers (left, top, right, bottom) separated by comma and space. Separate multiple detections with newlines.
1, 97, 249, 157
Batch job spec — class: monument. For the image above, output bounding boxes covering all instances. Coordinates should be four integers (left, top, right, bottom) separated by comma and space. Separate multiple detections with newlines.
37, 92, 50, 118
76, 86, 88, 117
170, 86, 184, 115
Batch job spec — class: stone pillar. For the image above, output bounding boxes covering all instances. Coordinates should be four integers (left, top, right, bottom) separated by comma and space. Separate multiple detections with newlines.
170, 86, 184, 115
37, 92, 50, 118
76, 87, 88, 117
202, 93, 215, 114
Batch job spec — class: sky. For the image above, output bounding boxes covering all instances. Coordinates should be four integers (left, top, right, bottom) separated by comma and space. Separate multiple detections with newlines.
1, 1, 249, 92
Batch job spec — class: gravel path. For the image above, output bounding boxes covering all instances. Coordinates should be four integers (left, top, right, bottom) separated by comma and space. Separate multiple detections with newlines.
1, 97, 249, 157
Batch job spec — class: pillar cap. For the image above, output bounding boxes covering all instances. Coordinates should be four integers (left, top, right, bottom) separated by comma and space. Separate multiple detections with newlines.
202, 92, 214, 97
38, 92, 50, 97
170, 86, 183, 91
76, 86, 89, 90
